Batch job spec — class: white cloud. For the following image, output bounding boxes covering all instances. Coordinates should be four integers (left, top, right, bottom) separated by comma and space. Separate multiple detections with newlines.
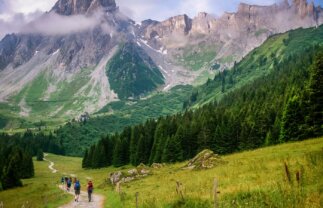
0, 0, 57, 39
21, 12, 101, 36
0, 0, 322, 39
116, 0, 283, 22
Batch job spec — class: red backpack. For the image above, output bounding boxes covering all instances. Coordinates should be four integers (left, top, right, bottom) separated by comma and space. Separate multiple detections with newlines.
88, 182, 93, 191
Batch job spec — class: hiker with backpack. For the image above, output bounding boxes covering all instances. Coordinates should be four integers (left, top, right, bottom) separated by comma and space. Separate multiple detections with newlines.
67, 178, 72, 191
87, 180, 93, 202
74, 179, 81, 202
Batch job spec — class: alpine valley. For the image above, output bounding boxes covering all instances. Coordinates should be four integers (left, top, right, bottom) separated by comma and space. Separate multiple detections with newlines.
0, 0, 323, 207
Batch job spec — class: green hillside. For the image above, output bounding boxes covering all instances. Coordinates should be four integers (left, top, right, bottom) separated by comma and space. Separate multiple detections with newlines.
175, 41, 219, 71
187, 26, 323, 107
107, 42, 165, 99
54, 85, 192, 156
0, 138, 322, 207
0, 67, 102, 129
84, 43, 323, 168
54, 26, 323, 157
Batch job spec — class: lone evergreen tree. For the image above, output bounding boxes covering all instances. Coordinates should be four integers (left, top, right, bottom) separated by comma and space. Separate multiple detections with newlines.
36, 149, 44, 161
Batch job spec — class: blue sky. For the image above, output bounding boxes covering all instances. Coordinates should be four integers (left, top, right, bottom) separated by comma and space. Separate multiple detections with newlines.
0, 0, 322, 22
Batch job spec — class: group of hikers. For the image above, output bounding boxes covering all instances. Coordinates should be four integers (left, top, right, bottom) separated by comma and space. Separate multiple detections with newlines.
61, 176, 94, 202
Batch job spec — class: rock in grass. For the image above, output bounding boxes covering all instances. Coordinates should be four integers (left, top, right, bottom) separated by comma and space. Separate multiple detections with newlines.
151, 163, 164, 169
110, 171, 123, 185
109, 166, 151, 185
183, 149, 226, 170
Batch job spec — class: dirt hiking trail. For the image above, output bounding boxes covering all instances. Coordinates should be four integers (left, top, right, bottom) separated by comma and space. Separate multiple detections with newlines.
43, 154, 105, 208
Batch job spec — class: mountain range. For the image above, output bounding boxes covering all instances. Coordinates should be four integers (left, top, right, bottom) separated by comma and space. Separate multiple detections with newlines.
0, 0, 322, 126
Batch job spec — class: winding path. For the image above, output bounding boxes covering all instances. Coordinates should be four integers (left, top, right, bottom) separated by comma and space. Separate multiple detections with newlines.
43, 154, 105, 208
43, 153, 58, 173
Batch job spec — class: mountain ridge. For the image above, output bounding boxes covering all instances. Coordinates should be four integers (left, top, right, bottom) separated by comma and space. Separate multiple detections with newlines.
0, 0, 322, 127
51, 0, 117, 15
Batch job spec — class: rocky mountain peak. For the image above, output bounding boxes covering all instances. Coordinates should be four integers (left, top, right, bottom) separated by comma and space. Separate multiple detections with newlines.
143, 14, 192, 39
163, 14, 192, 34
51, 0, 117, 16
292, 0, 317, 18
191, 12, 217, 34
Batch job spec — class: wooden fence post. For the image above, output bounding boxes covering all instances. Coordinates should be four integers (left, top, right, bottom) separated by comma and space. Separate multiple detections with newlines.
135, 192, 139, 208
176, 181, 184, 201
116, 182, 121, 194
213, 178, 218, 208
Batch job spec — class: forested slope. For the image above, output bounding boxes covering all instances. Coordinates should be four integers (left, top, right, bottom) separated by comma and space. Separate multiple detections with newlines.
83, 43, 323, 168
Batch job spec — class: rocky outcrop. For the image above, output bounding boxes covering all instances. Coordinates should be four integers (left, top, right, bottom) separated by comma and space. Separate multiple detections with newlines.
183, 149, 226, 170
109, 166, 151, 185
151, 163, 164, 169
51, 0, 117, 16
191, 12, 217, 35
144, 14, 192, 39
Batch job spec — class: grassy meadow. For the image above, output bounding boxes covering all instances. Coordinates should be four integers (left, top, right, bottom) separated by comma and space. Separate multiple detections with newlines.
0, 137, 322, 207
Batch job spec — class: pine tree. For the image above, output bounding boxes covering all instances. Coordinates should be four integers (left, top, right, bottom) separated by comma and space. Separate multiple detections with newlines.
130, 126, 140, 165
1, 151, 23, 189
135, 134, 146, 165
36, 149, 44, 161
162, 135, 183, 163
21, 152, 34, 178
112, 138, 123, 167
102, 136, 113, 166
280, 95, 304, 142
305, 51, 323, 136
82, 149, 89, 168
92, 144, 105, 168
86, 146, 95, 168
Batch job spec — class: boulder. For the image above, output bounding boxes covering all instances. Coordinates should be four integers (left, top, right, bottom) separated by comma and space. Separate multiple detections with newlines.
183, 149, 226, 170
109, 166, 152, 185
109, 171, 123, 185
127, 168, 138, 176
140, 169, 150, 174
151, 163, 164, 169
137, 163, 148, 168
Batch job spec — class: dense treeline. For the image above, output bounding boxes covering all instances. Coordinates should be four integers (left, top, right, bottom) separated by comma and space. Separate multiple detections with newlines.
83, 45, 323, 168
0, 131, 65, 190
55, 85, 193, 156
0, 146, 34, 190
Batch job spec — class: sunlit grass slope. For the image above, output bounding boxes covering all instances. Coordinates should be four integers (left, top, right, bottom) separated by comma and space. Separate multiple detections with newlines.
0, 137, 322, 207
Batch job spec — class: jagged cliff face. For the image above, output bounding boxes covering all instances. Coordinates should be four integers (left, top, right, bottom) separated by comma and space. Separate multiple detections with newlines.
0, 0, 133, 119
52, 0, 117, 15
141, 0, 322, 70
0, 0, 128, 72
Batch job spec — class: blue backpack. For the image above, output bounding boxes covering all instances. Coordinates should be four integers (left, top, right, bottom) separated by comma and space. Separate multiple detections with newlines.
75, 181, 80, 190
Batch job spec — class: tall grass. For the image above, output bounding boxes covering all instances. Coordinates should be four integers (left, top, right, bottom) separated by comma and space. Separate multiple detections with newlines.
0, 137, 321, 207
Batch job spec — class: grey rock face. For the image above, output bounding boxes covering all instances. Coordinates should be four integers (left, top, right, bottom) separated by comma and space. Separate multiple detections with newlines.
0, 34, 43, 70
0, 2, 132, 71
52, 0, 117, 15
141, 0, 323, 69
145, 14, 192, 39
